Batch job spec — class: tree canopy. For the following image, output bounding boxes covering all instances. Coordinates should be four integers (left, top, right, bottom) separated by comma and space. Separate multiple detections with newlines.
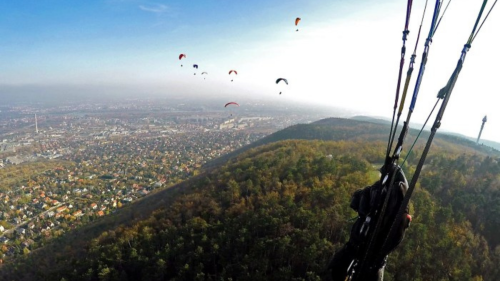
2, 139, 499, 280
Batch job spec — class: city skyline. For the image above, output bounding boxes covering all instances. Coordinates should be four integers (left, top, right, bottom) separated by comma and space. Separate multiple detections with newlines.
1, 0, 499, 141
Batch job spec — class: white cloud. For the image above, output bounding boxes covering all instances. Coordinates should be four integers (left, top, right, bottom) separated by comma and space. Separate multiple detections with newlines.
139, 4, 168, 13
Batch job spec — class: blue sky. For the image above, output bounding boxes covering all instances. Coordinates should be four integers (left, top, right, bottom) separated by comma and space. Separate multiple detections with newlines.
1, 0, 499, 142
0, 0, 342, 80
0, 0, 368, 85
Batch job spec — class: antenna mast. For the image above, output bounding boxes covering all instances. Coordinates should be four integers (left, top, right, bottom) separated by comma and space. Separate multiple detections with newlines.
477, 115, 487, 144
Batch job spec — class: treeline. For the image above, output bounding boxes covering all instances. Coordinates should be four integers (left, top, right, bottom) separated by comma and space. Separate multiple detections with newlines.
2, 140, 500, 280
205, 117, 497, 169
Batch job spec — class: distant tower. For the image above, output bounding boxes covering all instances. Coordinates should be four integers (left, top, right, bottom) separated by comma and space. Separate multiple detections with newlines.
476, 115, 487, 144
35, 114, 39, 134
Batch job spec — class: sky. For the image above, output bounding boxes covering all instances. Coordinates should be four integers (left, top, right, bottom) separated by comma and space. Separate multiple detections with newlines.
0, 0, 499, 141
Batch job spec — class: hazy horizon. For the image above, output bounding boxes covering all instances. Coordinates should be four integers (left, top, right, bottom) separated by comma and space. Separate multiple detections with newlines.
1, 0, 499, 141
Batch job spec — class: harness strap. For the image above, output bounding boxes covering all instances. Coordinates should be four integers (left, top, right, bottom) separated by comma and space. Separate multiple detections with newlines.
379, 0, 495, 263
386, 0, 415, 160
387, 0, 429, 160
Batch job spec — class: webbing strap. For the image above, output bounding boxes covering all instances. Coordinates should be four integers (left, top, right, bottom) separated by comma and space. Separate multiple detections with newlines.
434, 0, 453, 34
472, 0, 497, 43
403, 0, 494, 166
412, 0, 429, 55
469, 0, 492, 44
387, 0, 429, 158
409, 0, 442, 112
405, 0, 414, 30
397, 65, 414, 117
379, 0, 495, 263
386, 0, 415, 161
379, 53, 465, 264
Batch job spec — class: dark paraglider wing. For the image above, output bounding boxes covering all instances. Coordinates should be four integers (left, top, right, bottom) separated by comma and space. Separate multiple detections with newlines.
179, 54, 186, 60
229, 70, 238, 75
193, 64, 198, 69
276, 78, 288, 85
224, 102, 239, 107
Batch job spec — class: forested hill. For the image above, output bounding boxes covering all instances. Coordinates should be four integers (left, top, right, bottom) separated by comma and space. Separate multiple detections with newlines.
2, 139, 500, 280
205, 117, 500, 168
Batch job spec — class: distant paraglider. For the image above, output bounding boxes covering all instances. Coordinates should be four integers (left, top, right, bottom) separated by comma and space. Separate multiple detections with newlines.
179, 54, 186, 67
276, 78, 288, 85
193, 64, 198, 75
201, 72, 208, 80
295, 17, 301, 31
229, 70, 238, 82
224, 102, 239, 107
224, 102, 239, 117
276, 78, 288, 95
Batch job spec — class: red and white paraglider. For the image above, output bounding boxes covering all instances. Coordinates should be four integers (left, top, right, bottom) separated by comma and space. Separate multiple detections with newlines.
229, 70, 238, 82
179, 54, 186, 67
224, 102, 239, 117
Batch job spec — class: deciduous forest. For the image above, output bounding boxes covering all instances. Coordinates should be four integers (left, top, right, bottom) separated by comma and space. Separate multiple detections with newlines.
3, 138, 499, 280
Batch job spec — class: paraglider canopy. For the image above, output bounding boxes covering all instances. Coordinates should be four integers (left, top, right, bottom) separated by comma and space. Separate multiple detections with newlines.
193, 64, 198, 69
295, 17, 301, 31
276, 78, 288, 95
179, 54, 186, 67
276, 78, 288, 85
201, 72, 208, 75
224, 102, 239, 107
229, 70, 238, 82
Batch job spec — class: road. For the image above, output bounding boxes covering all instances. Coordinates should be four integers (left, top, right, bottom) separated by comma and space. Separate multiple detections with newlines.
0, 202, 67, 237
